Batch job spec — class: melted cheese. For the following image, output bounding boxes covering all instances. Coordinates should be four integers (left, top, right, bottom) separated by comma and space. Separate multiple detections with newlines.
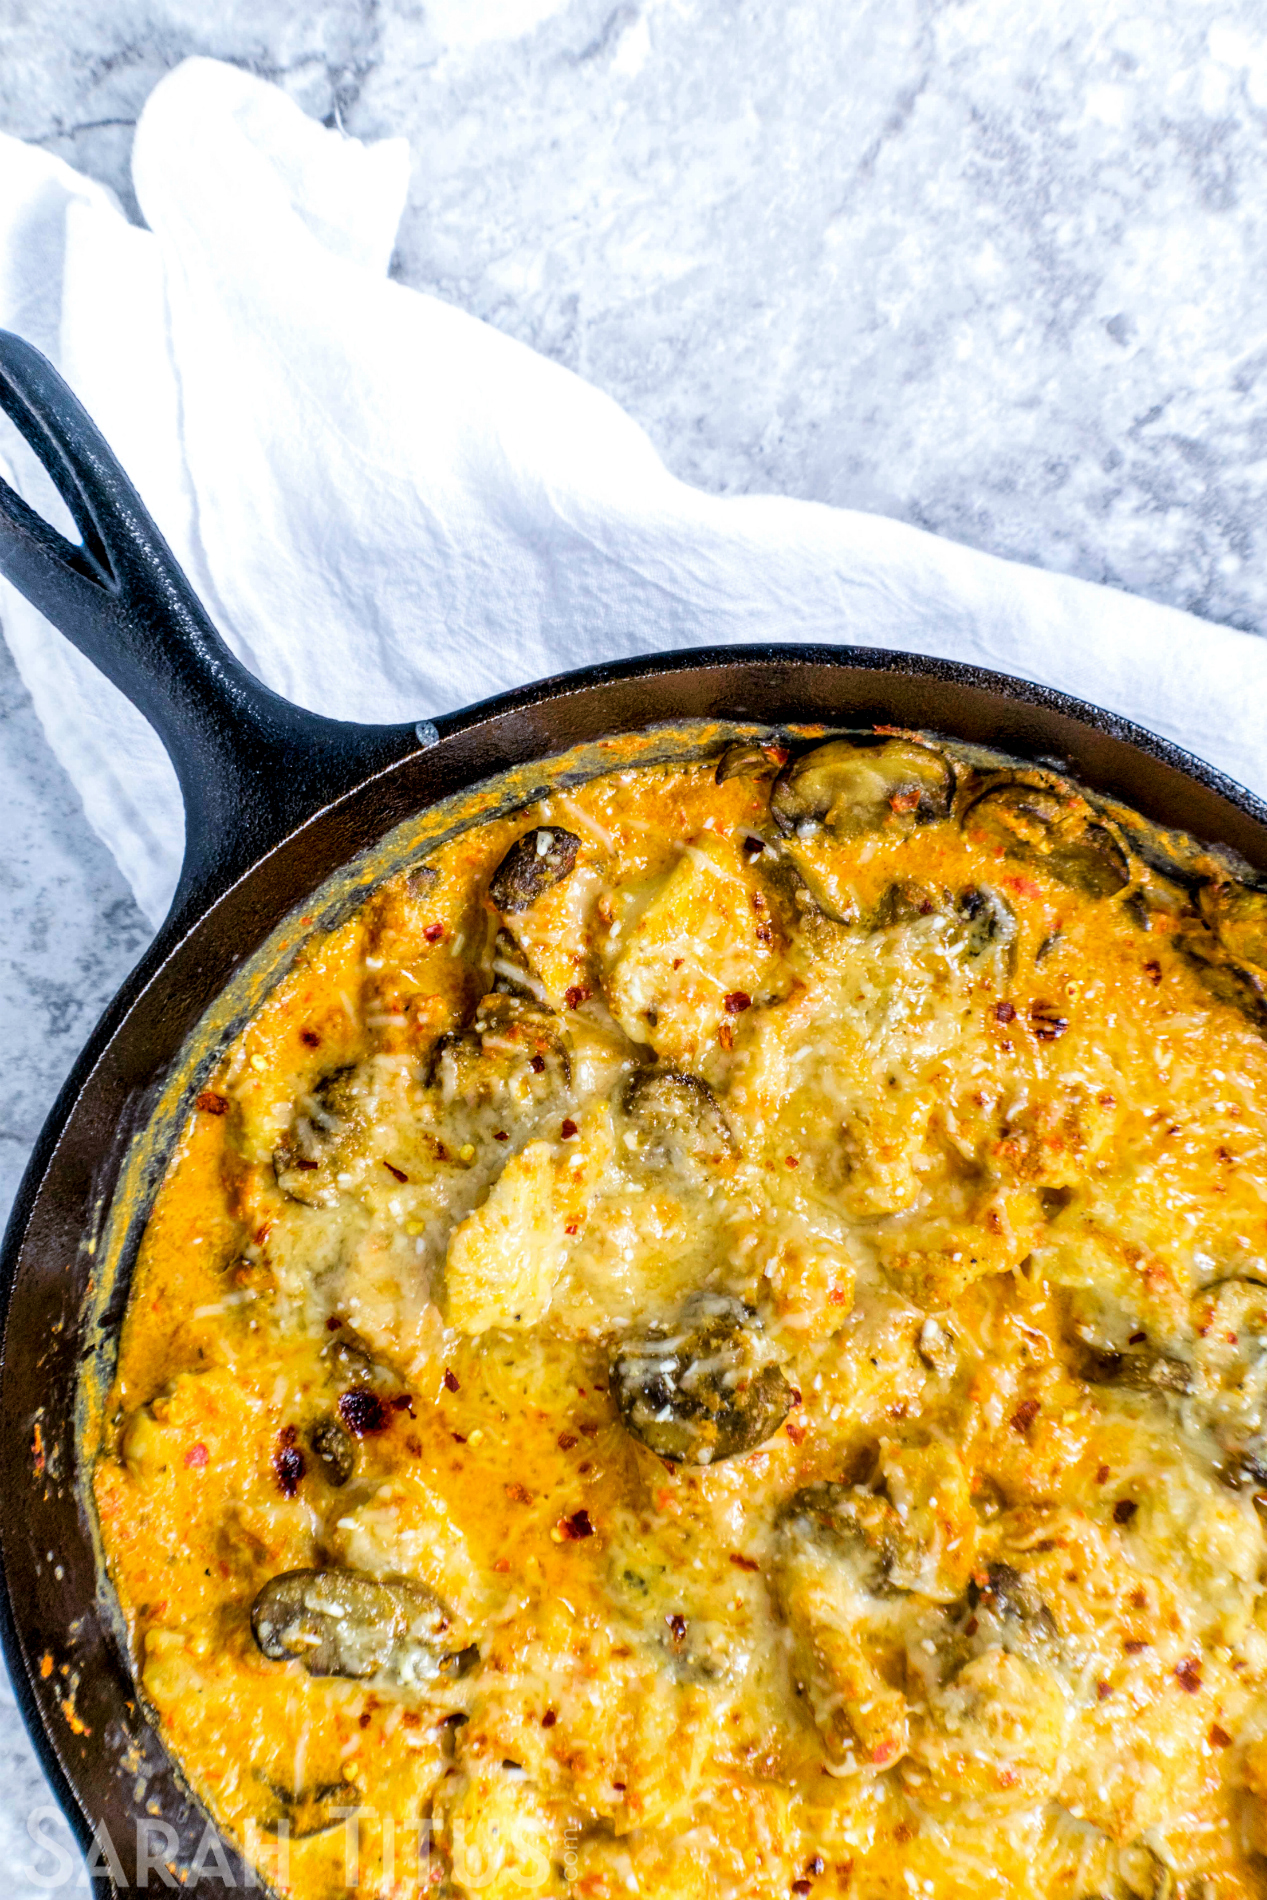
94, 750, 1267, 1900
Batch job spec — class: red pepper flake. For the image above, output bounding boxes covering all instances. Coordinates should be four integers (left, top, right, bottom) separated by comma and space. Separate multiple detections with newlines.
730, 1553, 760, 1572
889, 788, 922, 814
326, 1315, 343, 1330
1113, 1499, 1138, 1525
391, 1393, 416, 1416
1128, 1330, 1146, 1344
558, 1509, 594, 1541
423, 923, 445, 943
666, 1613, 687, 1643
870, 1739, 899, 1765
964, 1617, 978, 1637
1095, 1464, 1110, 1483
359, 1710, 372, 1730
506, 1483, 533, 1505
785, 1420, 809, 1445
494, 1130, 509, 1142
1144, 959, 1162, 984
184, 1442, 209, 1470
273, 1427, 305, 1498
541, 1710, 557, 1729
793, 1885, 812, 1896
560, 1118, 578, 1139
565, 1222, 579, 1235
717, 1021, 734, 1052
785, 1155, 799, 1169
558, 1433, 579, 1451
994, 1001, 1016, 1024
443, 1368, 460, 1393
724, 991, 752, 1014
1175, 1658, 1203, 1693
383, 1161, 409, 1183
1097, 1680, 1112, 1700
530, 1054, 546, 1074
195, 1091, 228, 1116
564, 985, 591, 1010
1211, 1723, 1233, 1748
1011, 1398, 1040, 1434
339, 1387, 388, 1436
1030, 1001, 1069, 1041
450, 1433, 467, 1445
1123, 1638, 1150, 1654
300, 1028, 321, 1048
612, 1782, 626, 1793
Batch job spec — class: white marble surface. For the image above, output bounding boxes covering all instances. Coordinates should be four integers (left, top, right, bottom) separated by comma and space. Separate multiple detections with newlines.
4, 0, 1267, 1882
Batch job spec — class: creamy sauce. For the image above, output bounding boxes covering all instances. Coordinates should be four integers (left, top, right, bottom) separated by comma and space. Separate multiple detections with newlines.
94, 740, 1267, 1899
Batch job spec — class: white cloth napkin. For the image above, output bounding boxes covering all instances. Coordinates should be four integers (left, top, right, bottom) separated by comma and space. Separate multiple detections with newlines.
0, 57, 1262, 928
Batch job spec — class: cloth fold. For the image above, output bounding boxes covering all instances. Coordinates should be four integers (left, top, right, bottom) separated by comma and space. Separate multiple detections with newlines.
0, 56, 1261, 927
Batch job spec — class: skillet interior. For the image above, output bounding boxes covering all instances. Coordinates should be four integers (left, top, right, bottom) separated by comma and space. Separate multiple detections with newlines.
7, 648, 1267, 1892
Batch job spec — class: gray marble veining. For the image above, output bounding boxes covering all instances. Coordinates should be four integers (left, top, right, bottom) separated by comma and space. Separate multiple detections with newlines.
2, 0, 1266, 1882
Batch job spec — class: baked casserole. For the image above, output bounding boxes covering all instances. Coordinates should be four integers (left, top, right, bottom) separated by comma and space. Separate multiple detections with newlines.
94, 732, 1267, 1899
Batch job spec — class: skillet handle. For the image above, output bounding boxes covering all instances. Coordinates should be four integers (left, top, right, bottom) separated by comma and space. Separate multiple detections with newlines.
0, 329, 423, 925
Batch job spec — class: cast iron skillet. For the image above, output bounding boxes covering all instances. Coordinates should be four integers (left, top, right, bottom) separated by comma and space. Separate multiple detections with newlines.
2, 326, 1267, 1895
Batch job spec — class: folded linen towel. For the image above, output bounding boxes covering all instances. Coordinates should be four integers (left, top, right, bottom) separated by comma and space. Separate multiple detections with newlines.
0, 57, 1261, 926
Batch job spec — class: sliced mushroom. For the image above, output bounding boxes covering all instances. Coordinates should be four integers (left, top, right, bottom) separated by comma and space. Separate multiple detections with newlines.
610, 1292, 792, 1464
1181, 945, 1267, 1038
963, 778, 1130, 898
954, 886, 1018, 967
426, 993, 572, 1100
771, 1480, 915, 1766
490, 927, 551, 1004
322, 1324, 395, 1390
489, 826, 581, 912
899, 1545, 1068, 1811
1080, 1345, 1192, 1396
251, 1568, 471, 1685
776, 1481, 913, 1595
872, 881, 939, 928
620, 1069, 738, 1170
260, 1779, 352, 1840
308, 1416, 356, 1487
715, 741, 780, 784
966, 1561, 1058, 1645
1199, 879, 1267, 969
273, 1066, 365, 1205
770, 737, 953, 842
